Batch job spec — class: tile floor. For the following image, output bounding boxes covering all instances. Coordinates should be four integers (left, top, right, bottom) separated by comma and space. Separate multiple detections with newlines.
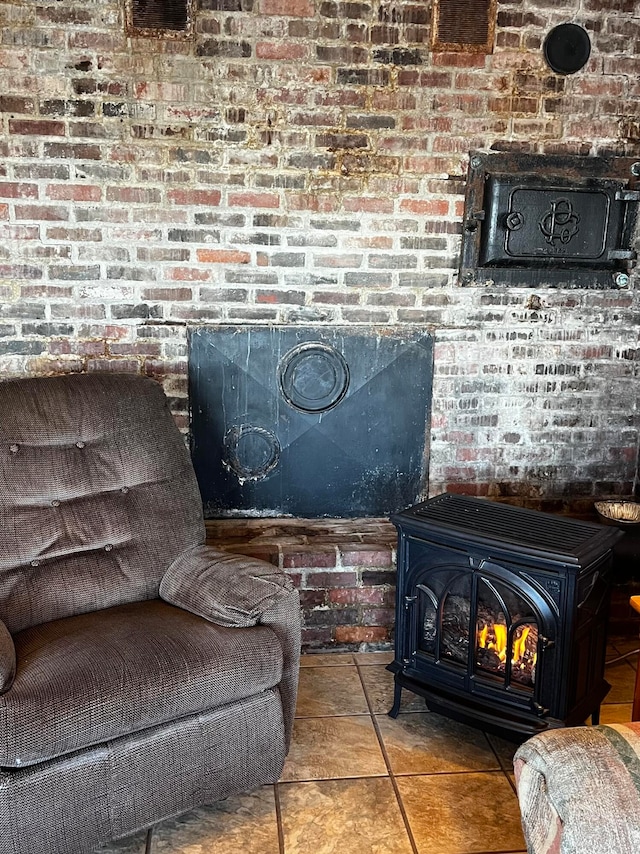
98, 637, 639, 854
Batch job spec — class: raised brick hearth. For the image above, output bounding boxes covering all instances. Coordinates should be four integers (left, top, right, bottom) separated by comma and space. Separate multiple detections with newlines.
205, 518, 396, 650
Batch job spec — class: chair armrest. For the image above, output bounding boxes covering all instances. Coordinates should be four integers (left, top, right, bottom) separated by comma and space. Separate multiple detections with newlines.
159, 544, 300, 746
0, 619, 16, 695
514, 725, 640, 854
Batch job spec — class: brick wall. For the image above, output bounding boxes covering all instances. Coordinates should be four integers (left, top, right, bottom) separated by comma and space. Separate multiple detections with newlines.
1, 0, 639, 512
204, 518, 398, 648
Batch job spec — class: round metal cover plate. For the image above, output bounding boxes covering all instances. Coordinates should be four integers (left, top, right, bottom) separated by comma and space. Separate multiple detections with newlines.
223, 424, 280, 481
543, 23, 591, 75
278, 342, 349, 413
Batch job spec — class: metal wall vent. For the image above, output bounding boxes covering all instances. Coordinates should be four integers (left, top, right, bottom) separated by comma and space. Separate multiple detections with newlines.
126, 0, 194, 38
431, 0, 497, 53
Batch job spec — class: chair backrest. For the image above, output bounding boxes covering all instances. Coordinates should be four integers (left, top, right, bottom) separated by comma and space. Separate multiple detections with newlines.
0, 373, 205, 633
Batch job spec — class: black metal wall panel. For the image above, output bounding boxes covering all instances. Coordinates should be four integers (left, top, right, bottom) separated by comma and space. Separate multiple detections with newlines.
188, 326, 433, 518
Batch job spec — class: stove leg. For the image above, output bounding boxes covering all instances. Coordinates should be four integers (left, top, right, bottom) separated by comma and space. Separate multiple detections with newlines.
591, 705, 601, 726
388, 681, 402, 718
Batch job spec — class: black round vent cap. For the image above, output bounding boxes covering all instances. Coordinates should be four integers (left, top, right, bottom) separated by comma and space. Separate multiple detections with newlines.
543, 23, 591, 75
278, 342, 349, 414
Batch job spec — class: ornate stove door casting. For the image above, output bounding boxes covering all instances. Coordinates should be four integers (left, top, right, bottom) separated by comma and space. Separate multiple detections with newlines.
408, 560, 558, 716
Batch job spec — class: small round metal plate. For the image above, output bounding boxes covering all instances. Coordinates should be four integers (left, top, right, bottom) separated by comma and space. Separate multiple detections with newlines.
543, 23, 591, 75
222, 425, 280, 482
278, 342, 349, 413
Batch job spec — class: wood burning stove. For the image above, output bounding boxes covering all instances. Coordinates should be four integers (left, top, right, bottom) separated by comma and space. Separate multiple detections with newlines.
388, 494, 623, 741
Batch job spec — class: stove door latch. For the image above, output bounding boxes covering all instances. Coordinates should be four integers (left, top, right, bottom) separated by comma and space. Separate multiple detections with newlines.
539, 635, 555, 650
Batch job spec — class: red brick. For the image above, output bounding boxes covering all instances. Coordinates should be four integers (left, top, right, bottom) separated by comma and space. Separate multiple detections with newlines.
343, 197, 394, 214
9, 119, 65, 136
362, 608, 395, 626
168, 268, 210, 282
106, 187, 161, 204
256, 290, 305, 304
46, 184, 102, 202
300, 589, 328, 608
262, 0, 315, 15
79, 324, 130, 340
334, 626, 390, 644
197, 249, 251, 264
228, 192, 280, 209
141, 287, 193, 300
0, 182, 38, 199
287, 193, 339, 212
328, 588, 387, 605
304, 571, 356, 587
400, 199, 450, 216
301, 627, 334, 647
283, 549, 337, 569
340, 547, 393, 568
313, 253, 363, 268
168, 189, 222, 206
256, 42, 309, 60
15, 205, 69, 221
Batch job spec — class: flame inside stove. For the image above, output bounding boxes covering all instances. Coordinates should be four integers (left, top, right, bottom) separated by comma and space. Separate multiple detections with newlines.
477, 622, 537, 680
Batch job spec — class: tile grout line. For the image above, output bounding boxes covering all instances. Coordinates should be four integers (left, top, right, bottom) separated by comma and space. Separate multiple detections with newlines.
355, 660, 421, 854
483, 732, 521, 797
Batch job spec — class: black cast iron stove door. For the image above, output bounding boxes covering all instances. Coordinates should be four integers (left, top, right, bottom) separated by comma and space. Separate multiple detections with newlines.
460, 152, 640, 288
188, 326, 433, 518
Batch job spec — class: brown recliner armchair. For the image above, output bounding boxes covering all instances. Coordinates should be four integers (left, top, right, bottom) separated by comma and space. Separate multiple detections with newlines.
0, 373, 300, 854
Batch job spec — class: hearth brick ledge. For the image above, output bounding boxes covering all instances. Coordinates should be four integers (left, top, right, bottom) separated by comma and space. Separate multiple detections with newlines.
205, 518, 397, 651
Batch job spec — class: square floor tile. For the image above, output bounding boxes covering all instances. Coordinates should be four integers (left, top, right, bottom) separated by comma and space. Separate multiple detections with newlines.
300, 653, 356, 667
281, 716, 387, 782
296, 666, 369, 717
279, 777, 413, 854
608, 637, 640, 659
358, 664, 426, 715
603, 659, 636, 704
397, 771, 526, 854
486, 733, 520, 774
152, 787, 279, 854
595, 702, 633, 724
376, 712, 500, 775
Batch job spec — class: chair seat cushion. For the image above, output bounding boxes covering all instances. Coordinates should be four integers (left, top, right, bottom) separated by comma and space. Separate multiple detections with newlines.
0, 599, 284, 768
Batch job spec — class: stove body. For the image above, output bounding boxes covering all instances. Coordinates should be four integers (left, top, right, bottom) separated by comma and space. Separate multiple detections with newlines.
388, 494, 623, 740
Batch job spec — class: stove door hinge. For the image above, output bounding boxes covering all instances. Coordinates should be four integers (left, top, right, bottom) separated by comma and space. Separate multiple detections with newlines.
404, 595, 417, 609
538, 635, 555, 650
615, 189, 640, 202
533, 702, 550, 718
464, 210, 485, 232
